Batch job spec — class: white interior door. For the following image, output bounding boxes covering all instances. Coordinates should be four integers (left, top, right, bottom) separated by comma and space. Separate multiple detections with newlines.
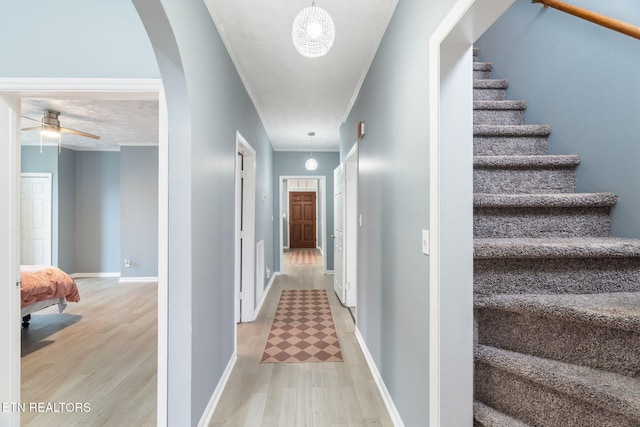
344, 145, 358, 308
333, 164, 345, 304
236, 132, 256, 323
20, 173, 52, 266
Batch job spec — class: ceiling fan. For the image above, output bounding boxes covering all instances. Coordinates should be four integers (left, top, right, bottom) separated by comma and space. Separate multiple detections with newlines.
22, 109, 100, 148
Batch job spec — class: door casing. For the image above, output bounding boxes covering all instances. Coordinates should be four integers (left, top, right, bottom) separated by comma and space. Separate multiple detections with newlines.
235, 131, 256, 323
0, 78, 167, 426
278, 176, 327, 273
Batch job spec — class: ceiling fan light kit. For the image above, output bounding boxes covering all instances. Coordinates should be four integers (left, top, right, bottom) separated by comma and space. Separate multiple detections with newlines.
22, 109, 101, 154
292, 1, 335, 58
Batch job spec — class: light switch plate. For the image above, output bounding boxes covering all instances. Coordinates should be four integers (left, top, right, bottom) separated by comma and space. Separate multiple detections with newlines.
422, 230, 430, 255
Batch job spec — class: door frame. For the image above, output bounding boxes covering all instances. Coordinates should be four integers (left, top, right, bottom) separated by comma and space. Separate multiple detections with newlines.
343, 143, 358, 308
20, 172, 53, 266
235, 131, 256, 324
428, 0, 514, 424
0, 78, 168, 426
278, 176, 327, 273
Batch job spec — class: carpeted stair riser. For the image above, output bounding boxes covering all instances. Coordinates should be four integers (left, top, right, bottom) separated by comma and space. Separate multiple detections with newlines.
473, 168, 576, 194
475, 361, 637, 427
474, 193, 618, 238
474, 135, 548, 156
474, 101, 527, 125
474, 125, 551, 156
473, 401, 530, 427
474, 79, 509, 101
473, 192, 617, 238
474, 206, 612, 238
476, 308, 640, 377
474, 257, 640, 294
474, 62, 492, 79
475, 345, 640, 426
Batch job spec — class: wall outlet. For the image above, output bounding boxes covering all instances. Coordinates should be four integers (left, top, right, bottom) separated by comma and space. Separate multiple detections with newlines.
124, 258, 131, 268
266, 267, 271, 279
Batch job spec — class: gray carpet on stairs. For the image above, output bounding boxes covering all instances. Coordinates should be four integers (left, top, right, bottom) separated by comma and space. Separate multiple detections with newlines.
472, 49, 640, 426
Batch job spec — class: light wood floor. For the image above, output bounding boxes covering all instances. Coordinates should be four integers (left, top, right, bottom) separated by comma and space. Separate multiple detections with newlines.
210, 251, 393, 427
21, 277, 157, 426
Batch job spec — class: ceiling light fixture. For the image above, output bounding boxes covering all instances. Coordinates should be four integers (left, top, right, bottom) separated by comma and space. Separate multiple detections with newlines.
306, 132, 319, 171
22, 109, 101, 154
292, 1, 335, 58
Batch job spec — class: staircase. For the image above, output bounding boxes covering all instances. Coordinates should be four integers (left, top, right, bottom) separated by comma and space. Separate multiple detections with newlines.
472, 48, 640, 426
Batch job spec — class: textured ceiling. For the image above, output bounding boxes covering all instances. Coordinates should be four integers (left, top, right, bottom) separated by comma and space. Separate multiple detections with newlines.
21, 99, 158, 151
206, 0, 398, 151
19, 0, 397, 152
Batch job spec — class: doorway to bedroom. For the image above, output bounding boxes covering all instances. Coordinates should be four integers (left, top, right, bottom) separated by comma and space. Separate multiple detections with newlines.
15, 86, 164, 426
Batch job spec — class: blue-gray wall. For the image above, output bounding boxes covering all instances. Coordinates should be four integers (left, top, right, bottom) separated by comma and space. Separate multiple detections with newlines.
58, 148, 76, 273
273, 151, 340, 272
21, 146, 59, 266
340, 0, 460, 424
6, 0, 278, 424
476, 0, 640, 239
75, 152, 121, 274
134, 0, 275, 423
0, 1, 159, 78
120, 146, 159, 278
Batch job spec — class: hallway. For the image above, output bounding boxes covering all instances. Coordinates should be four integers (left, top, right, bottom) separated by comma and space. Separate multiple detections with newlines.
210, 250, 393, 426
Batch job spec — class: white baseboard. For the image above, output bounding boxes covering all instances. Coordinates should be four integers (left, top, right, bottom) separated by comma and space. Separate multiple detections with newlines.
118, 276, 159, 283
197, 351, 238, 427
70, 272, 120, 279
355, 328, 405, 427
254, 272, 279, 318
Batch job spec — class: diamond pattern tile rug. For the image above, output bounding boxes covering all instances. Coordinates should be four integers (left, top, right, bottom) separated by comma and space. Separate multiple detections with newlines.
261, 289, 343, 363
289, 249, 322, 265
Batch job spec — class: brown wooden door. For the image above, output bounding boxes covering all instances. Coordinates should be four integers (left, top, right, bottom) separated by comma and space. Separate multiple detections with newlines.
289, 192, 316, 248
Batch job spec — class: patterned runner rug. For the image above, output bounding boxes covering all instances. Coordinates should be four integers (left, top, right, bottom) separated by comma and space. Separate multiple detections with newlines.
289, 249, 322, 265
261, 289, 343, 363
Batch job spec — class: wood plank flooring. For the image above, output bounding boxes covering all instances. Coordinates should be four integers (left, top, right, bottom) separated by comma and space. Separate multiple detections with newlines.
21, 277, 157, 426
210, 252, 393, 427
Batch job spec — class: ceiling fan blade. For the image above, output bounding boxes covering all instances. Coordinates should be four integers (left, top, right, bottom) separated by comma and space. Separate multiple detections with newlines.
60, 127, 101, 140
21, 115, 42, 123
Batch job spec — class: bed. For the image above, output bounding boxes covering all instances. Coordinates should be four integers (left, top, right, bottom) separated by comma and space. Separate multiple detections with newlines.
20, 265, 80, 328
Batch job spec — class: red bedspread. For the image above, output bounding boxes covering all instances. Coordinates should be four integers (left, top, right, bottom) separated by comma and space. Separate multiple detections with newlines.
20, 266, 80, 308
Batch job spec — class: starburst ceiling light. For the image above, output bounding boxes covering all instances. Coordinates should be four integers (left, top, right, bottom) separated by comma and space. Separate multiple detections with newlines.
292, 1, 335, 58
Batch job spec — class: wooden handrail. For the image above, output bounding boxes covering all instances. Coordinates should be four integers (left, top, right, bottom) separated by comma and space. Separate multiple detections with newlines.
532, 0, 640, 40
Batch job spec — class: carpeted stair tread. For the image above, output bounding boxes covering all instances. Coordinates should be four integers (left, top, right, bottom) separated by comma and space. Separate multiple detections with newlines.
476, 345, 640, 421
474, 100, 527, 110
474, 125, 551, 156
474, 79, 509, 89
474, 62, 492, 71
474, 155, 580, 169
475, 292, 640, 332
474, 124, 551, 137
474, 401, 530, 427
474, 237, 640, 259
474, 193, 617, 208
